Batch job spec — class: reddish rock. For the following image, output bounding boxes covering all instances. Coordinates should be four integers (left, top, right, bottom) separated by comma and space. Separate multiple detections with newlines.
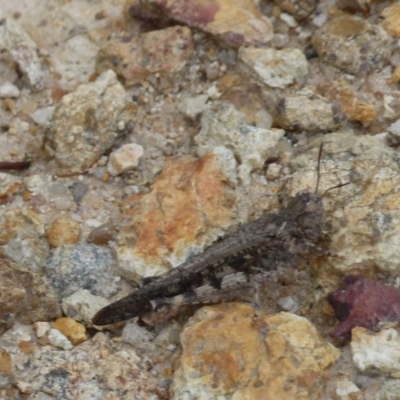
127, 0, 273, 47
327, 275, 400, 340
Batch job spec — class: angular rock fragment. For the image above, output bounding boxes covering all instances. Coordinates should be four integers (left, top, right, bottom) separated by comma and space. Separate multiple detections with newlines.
195, 101, 284, 170
127, 0, 273, 47
49, 70, 128, 175
238, 47, 309, 89
271, 91, 344, 131
0, 19, 45, 91
381, 5, 400, 38
107, 143, 144, 176
46, 216, 81, 248
319, 79, 376, 123
0, 256, 61, 334
116, 153, 237, 280
312, 15, 391, 75
328, 275, 400, 340
172, 304, 340, 399
0, 208, 49, 273
53, 317, 87, 345
351, 327, 400, 378
45, 243, 120, 300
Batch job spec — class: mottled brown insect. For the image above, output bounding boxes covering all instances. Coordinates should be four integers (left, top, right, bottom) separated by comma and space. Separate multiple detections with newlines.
92, 190, 326, 325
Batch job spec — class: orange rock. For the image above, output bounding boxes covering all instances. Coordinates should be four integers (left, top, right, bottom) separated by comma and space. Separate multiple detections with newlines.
320, 79, 376, 122
0, 347, 14, 388
53, 317, 87, 345
46, 215, 81, 247
381, 5, 400, 37
172, 304, 340, 398
117, 153, 237, 279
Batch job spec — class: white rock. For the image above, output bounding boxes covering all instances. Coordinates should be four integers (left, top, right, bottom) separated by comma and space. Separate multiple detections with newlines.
0, 19, 45, 91
50, 34, 99, 91
266, 163, 283, 181
178, 94, 208, 119
388, 119, 400, 136
48, 328, 73, 350
107, 143, 144, 176
280, 13, 298, 28
238, 164, 252, 185
206, 85, 221, 99
30, 106, 55, 127
277, 296, 299, 313
0, 81, 20, 98
52, 69, 128, 175
33, 321, 51, 338
23, 174, 44, 194
387, 119, 400, 147
211, 146, 238, 186
335, 378, 363, 399
351, 327, 400, 377
238, 47, 309, 89
195, 101, 284, 171
255, 109, 273, 129
61, 289, 110, 326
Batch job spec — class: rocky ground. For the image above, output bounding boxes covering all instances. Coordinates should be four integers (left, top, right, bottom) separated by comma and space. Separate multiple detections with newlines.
0, 0, 400, 399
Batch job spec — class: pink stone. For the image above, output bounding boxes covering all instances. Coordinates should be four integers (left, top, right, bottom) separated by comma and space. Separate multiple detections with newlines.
328, 275, 400, 340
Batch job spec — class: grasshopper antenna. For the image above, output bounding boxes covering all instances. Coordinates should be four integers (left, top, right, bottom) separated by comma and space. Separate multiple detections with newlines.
322, 181, 350, 197
315, 142, 350, 197
314, 142, 324, 194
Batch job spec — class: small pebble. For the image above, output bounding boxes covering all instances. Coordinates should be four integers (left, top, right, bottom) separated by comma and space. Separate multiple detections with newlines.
33, 321, 51, 338
53, 317, 87, 345
46, 215, 81, 247
87, 222, 116, 246
107, 143, 144, 176
48, 328, 73, 350
178, 94, 208, 119
0, 81, 20, 98
70, 181, 88, 203
30, 106, 55, 126
266, 163, 283, 181
19, 340, 35, 354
